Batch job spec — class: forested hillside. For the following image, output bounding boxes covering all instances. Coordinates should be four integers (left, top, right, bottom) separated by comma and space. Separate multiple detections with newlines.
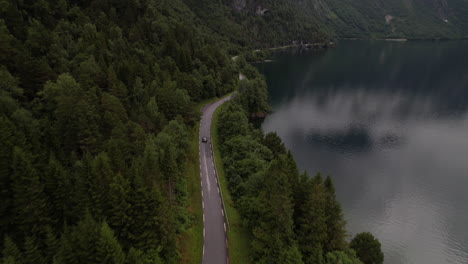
321, 0, 468, 38
189, 0, 468, 41
0, 0, 239, 262
0, 0, 388, 263
182, 0, 330, 47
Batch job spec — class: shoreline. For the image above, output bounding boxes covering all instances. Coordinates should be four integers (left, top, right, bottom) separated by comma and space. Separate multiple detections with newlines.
338, 37, 468, 41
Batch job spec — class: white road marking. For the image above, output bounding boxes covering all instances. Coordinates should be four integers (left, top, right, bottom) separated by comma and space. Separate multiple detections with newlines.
221, 209, 224, 216
203, 152, 211, 193
202, 201, 204, 209
224, 223, 226, 231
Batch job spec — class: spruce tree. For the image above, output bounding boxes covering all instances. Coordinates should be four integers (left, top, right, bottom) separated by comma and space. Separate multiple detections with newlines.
107, 173, 131, 246
250, 158, 303, 264
0, 117, 16, 247
67, 211, 100, 263
44, 227, 58, 264
43, 156, 72, 226
126, 182, 177, 263
125, 248, 144, 264
95, 222, 125, 264
294, 173, 327, 264
324, 176, 347, 252
54, 229, 77, 264
11, 147, 51, 238
23, 237, 45, 264
1, 236, 23, 264
90, 152, 113, 218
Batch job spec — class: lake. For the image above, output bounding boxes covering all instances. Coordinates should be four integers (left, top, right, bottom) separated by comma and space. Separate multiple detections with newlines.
257, 40, 468, 264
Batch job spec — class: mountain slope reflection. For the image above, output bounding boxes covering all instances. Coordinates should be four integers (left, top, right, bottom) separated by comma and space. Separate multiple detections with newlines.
261, 42, 468, 263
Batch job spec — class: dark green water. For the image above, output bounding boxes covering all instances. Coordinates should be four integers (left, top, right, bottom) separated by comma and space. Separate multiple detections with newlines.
257, 40, 468, 264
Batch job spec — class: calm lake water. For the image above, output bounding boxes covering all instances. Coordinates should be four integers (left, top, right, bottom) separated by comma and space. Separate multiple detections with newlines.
258, 40, 468, 264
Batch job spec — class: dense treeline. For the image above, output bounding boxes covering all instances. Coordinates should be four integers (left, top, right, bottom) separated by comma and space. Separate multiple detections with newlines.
0, 0, 239, 262
217, 71, 382, 263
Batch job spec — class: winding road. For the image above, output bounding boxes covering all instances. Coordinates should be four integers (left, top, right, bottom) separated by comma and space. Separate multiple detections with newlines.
199, 95, 232, 264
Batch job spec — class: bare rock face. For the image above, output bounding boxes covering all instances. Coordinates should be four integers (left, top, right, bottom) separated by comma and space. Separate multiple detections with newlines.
385, 15, 394, 24
256, 5, 269, 15
433, 0, 451, 20
232, 0, 247, 11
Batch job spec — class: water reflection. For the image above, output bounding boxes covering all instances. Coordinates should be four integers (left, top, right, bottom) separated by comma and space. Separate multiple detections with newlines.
260, 40, 468, 264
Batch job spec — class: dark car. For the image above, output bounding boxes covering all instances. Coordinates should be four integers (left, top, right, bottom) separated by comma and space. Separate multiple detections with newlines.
202, 137, 208, 143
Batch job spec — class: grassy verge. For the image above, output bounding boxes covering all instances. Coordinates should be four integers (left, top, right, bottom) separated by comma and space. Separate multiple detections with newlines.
179, 124, 203, 264
211, 104, 251, 264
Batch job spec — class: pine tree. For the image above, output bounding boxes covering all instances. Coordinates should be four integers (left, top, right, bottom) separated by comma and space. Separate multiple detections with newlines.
0, 117, 16, 245
126, 183, 177, 262
54, 229, 77, 264
44, 227, 58, 264
90, 152, 114, 218
106, 173, 131, 246
23, 237, 45, 264
107, 66, 128, 103
1, 236, 23, 264
263, 132, 287, 156
43, 156, 72, 226
11, 147, 51, 239
71, 154, 94, 220
294, 173, 327, 264
324, 176, 347, 252
67, 212, 100, 263
125, 248, 144, 264
95, 222, 125, 264
250, 158, 303, 264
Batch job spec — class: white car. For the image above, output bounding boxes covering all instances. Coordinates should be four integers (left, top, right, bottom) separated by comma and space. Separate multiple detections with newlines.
202, 137, 208, 143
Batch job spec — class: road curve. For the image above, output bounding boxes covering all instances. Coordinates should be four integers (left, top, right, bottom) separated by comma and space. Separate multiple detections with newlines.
199, 95, 232, 264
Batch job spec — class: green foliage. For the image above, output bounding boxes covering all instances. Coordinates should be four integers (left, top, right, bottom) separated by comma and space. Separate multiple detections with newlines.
1, 236, 22, 264
23, 237, 45, 264
0, 1, 235, 259
11, 147, 51, 238
216, 76, 382, 263
294, 173, 328, 264
325, 250, 363, 264
0, 0, 386, 262
96, 222, 125, 264
247, 158, 302, 264
324, 176, 348, 252
350, 232, 384, 264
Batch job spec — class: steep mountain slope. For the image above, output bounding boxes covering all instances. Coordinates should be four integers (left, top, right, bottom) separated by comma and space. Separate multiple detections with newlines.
311, 0, 468, 38
183, 0, 329, 47
189, 0, 468, 42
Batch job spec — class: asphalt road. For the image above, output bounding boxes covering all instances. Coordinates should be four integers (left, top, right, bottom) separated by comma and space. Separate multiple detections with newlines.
199, 95, 232, 264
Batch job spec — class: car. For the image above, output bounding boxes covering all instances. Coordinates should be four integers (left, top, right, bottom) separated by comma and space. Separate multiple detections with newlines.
202, 137, 208, 143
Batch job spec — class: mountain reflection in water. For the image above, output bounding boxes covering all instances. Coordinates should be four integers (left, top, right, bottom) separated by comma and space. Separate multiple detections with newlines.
259, 40, 468, 264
